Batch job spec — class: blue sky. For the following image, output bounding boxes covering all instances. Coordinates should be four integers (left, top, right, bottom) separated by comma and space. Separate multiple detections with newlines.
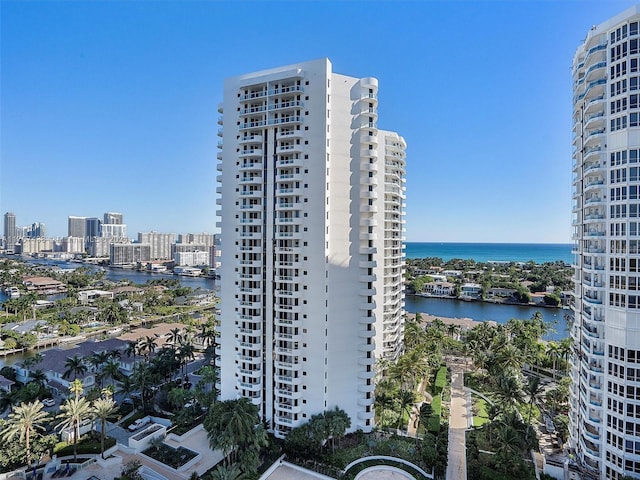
1, 1, 638, 242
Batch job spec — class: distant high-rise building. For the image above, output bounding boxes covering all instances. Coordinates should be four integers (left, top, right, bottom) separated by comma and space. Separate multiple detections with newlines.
101, 223, 127, 238
570, 7, 640, 479
104, 212, 123, 225
217, 59, 406, 437
68, 216, 87, 239
177, 233, 214, 248
26, 222, 46, 238
138, 232, 175, 260
110, 243, 150, 265
3, 212, 16, 249
86, 218, 101, 239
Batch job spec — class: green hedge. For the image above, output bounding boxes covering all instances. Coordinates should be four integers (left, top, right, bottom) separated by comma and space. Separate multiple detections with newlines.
431, 394, 442, 416
434, 366, 447, 394
427, 415, 440, 434
427, 394, 442, 434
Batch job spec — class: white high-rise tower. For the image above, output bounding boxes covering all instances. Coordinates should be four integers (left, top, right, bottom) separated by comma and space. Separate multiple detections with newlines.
571, 7, 640, 479
217, 58, 406, 437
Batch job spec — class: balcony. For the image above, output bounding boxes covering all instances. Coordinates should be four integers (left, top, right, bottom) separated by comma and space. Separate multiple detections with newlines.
270, 85, 304, 96
277, 129, 303, 139
583, 129, 605, 148
276, 173, 302, 182
240, 134, 263, 144
269, 100, 304, 111
239, 162, 263, 171
276, 144, 303, 154
240, 91, 268, 101
360, 131, 378, 145
276, 157, 303, 168
583, 296, 602, 305
268, 116, 302, 126
239, 148, 263, 158
240, 105, 266, 116
239, 120, 266, 130
584, 111, 605, 130
360, 160, 378, 172
584, 95, 605, 116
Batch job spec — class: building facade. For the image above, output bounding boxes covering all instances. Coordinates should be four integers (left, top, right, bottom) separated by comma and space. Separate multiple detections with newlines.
101, 223, 127, 238
217, 59, 406, 438
110, 243, 151, 265
138, 232, 175, 260
177, 232, 215, 247
68, 216, 87, 239
104, 212, 124, 225
570, 7, 640, 479
4, 212, 17, 249
174, 250, 209, 267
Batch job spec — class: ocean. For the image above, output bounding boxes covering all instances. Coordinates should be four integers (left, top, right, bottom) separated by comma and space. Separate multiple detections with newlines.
405, 242, 573, 264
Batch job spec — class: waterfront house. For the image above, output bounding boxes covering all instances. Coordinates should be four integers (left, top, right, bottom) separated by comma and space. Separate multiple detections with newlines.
487, 287, 518, 298
22, 276, 66, 294
423, 281, 455, 296
78, 289, 115, 304
0, 374, 14, 393
15, 338, 132, 395
461, 283, 482, 299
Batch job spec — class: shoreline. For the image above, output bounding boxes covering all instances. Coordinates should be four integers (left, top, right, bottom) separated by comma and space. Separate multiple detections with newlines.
410, 293, 566, 310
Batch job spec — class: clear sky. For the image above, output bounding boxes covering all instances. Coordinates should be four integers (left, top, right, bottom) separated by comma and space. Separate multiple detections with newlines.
2, 1, 638, 242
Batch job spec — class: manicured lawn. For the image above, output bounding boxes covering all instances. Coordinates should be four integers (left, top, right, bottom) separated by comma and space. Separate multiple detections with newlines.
472, 396, 489, 427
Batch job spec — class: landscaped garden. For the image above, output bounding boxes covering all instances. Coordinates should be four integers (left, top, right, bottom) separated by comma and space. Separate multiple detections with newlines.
141, 443, 198, 469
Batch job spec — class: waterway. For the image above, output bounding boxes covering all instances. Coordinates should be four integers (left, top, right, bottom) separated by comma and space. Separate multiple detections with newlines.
404, 295, 570, 341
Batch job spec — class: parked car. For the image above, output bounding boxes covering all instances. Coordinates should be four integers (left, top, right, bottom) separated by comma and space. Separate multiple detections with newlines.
42, 398, 55, 407
128, 417, 151, 432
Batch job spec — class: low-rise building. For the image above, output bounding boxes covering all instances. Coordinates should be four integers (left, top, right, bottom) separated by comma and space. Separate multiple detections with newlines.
487, 287, 517, 297
423, 281, 455, 296
15, 338, 135, 395
78, 289, 114, 304
23, 276, 66, 294
461, 283, 482, 299
174, 251, 209, 267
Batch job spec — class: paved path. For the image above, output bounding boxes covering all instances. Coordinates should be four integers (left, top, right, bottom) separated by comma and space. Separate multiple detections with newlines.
446, 367, 470, 480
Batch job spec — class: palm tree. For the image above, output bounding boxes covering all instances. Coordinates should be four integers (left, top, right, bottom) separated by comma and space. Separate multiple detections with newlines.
124, 340, 140, 362
140, 335, 158, 360
496, 343, 523, 372
99, 301, 127, 325
396, 389, 416, 430
524, 376, 544, 426
178, 340, 196, 378
1, 400, 49, 468
116, 375, 135, 401
57, 396, 93, 462
132, 363, 156, 411
558, 337, 573, 373
209, 465, 247, 480
447, 323, 460, 340
101, 360, 122, 387
204, 398, 267, 470
22, 353, 44, 370
495, 373, 524, 413
62, 355, 87, 381
374, 390, 395, 429
167, 327, 183, 348
92, 396, 117, 459
69, 378, 84, 400
29, 369, 48, 389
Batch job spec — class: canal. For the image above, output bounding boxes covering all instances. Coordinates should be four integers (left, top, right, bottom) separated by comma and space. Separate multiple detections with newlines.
405, 295, 570, 341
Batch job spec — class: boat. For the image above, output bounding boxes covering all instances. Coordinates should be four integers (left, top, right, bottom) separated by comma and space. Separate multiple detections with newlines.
7, 286, 20, 299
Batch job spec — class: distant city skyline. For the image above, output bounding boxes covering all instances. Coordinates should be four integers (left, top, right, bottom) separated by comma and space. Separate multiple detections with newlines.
2, 1, 639, 242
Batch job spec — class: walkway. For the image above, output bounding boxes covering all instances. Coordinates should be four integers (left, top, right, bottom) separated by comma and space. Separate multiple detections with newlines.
446, 364, 470, 480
